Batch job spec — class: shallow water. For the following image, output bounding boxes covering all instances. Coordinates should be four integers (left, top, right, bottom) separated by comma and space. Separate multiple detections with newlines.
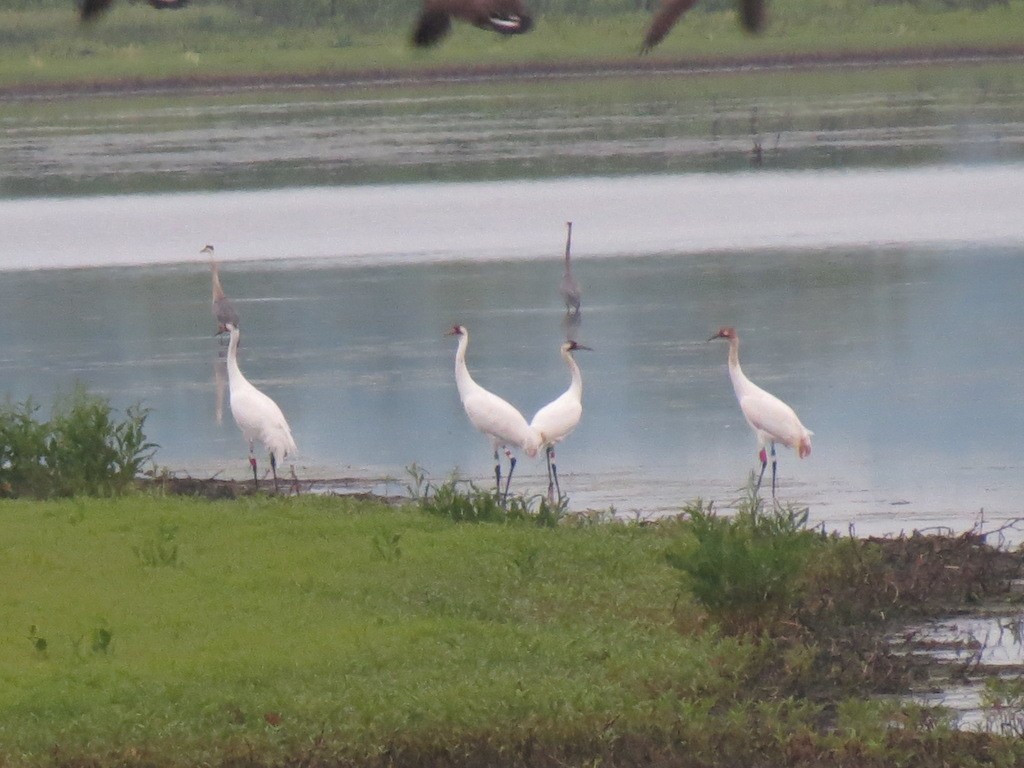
1, 173, 1022, 539
2, 70, 1024, 540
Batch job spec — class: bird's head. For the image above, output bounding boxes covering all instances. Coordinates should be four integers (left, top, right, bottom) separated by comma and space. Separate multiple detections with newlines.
565, 340, 593, 353
708, 326, 737, 342
201, 244, 214, 255
445, 325, 466, 338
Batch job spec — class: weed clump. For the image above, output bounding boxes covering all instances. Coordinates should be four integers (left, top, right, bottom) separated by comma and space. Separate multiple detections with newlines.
0, 385, 155, 499
407, 465, 565, 527
666, 492, 819, 634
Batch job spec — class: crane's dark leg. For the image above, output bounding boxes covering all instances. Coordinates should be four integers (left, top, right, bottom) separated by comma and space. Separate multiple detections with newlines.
754, 447, 768, 495
770, 442, 778, 498
493, 449, 502, 497
544, 446, 555, 502
249, 444, 259, 489
503, 448, 517, 505
550, 447, 563, 501
270, 453, 279, 494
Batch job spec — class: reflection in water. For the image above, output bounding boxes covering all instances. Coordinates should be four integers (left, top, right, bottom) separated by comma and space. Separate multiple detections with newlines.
559, 221, 582, 318
213, 350, 227, 426
560, 311, 582, 343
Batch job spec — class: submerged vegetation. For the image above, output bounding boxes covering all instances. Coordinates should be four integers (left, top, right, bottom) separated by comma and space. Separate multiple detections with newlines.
0, 474, 1021, 766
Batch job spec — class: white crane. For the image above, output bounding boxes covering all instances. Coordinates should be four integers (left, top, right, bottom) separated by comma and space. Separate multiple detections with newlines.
225, 323, 297, 493
203, 245, 240, 336
447, 325, 540, 502
708, 326, 812, 497
558, 221, 582, 316
530, 340, 591, 502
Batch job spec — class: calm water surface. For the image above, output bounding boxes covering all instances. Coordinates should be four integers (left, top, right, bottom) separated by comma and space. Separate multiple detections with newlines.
1, 174, 1022, 538
2, 71, 1023, 539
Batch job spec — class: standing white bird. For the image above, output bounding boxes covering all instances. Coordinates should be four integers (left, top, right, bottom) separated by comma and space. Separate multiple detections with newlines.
559, 221, 582, 316
530, 340, 591, 502
708, 326, 812, 497
225, 323, 297, 493
447, 325, 540, 502
203, 245, 240, 337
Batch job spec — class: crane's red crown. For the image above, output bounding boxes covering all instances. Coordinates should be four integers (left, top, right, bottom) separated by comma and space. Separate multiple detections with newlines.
708, 326, 737, 341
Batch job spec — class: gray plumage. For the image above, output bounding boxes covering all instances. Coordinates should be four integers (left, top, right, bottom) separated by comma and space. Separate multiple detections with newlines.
203, 245, 240, 336
558, 221, 581, 316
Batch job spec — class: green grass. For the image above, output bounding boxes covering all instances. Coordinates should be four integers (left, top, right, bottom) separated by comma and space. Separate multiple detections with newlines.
1, 492, 1023, 766
0, 2, 1022, 89
0, 494, 722, 762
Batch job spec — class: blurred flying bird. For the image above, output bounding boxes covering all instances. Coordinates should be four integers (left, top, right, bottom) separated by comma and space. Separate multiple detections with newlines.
225, 323, 297, 493
641, 0, 765, 53
708, 326, 812, 497
559, 221, 581, 316
203, 245, 240, 337
412, 0, 533, 47
447, 325, 540, 502
79, 0, 189, 22
530, 340, 590, 502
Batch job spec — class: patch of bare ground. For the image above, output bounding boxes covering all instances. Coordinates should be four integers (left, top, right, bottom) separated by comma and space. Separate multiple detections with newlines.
137, 472, 407, 503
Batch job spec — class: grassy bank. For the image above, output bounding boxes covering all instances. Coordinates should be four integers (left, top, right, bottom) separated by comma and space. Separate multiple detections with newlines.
1, 1, 1023, 90
1, 488, 1022, 767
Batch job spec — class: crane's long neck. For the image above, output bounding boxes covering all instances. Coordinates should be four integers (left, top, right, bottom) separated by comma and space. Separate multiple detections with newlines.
225, 328, 246, 389
563, 224, 573, 275
211, 263, 226, 302
453, 332, 479, 401
563, 347, 583, 401
726, 336, 752, 399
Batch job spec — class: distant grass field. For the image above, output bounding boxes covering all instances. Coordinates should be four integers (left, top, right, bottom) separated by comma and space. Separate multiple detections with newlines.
0, 2, 1022, 89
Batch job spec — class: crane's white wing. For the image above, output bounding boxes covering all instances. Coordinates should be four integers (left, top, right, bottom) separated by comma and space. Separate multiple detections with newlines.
230, 384, 296, 459
462, 389, 536, 453
530, 392, 581, 446
738, 387, 810, 451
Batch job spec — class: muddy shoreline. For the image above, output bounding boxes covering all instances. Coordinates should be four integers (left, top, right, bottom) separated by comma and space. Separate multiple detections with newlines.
3, 44, 1024, 101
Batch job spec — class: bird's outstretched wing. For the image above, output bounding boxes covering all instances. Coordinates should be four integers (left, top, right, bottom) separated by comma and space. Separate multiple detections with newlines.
640, 0, 701, 53
80, 0, 115, 21
412, 9, 453, 46
739, 0, 766, 33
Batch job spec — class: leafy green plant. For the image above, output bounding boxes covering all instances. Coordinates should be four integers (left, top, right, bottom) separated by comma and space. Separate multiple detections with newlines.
372, 530, 403, 562
0, 386, 156, 499
415, 474, 564, 527
72, 623, 115, 658
27, 625, 47, 655
982, 676, 1024, 737
0, 398, 50, 498
665, 491, 819, 633
133, 521, 182, 568
47, 386, 156, 497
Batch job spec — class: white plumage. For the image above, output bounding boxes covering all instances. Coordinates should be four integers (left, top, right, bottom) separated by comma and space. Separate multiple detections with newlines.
709, 326, 812, 496
530, 340, 590, 500
447, 325, 539, 500
225, 323, 297, 492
